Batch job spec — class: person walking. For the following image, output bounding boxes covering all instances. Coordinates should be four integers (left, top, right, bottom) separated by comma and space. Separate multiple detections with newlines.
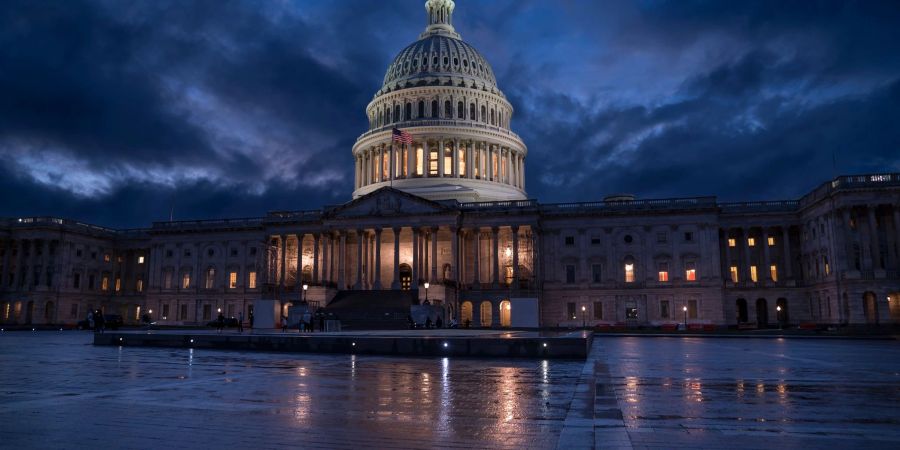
237, 312, 244, 333
303, 311, 312, 333
281, 315, 288, 333
94, 310, 105, 334
216, 312, 225, 334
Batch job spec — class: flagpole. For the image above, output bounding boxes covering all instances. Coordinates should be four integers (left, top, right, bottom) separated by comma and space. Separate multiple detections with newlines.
390, 140, 395, 188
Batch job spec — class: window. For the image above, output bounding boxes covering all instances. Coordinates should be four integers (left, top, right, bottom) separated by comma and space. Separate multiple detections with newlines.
136, 278, 143, 292
458, 146, 466, 177
567, 302, 576, 320
248, 271, 257, 289
180, 304, 188, 320
750, 265, 758, 282
203, 304, 211, 321
770, 264, 778, 282
404, 102, 411, 120
250, 247, 257, 256
444, 100, 452, 118
70, 303, 79, 319
457, 101, 464, 118
73, 273, 81, 289
230, 248, 238, 257
428, 148, 439, 176
730, 266, 739, 283
114, 278, 121, 292
443, 145, 452, 176
418, 101, 425, 117
163, 270, 173, 289
728, 238, 736, 247
138, 256, 145, 264
684, 232, 693, 242
162, 304, 169, 320
166, 249, 173, 258
626, 307, 638, 319
590, 237, 602, 245
564, 236, 575, 246
591, 264, 602, 283
431, 100, 439, 118
205, 268, 215, 289
824, 257, 830, 276
101, 276, 109, 291
88, 275, 95, 290
91, 252, 97, 260
182, 272, 191, 289
658, 262, 669, 282
116, 256, 123, 263
656, 232, 667, 243
229, 271, 238, 289
469, 103, 476, 120
624, 263, 635, 283
416, 146, 424, 175
565, 265, 576, 284
184, 249, 192, 257
660, 300, 670, 319
207, 249, 214, 257
748, 237, 756, 247
685, 262, 696, 281
76, 249, 83, 258
593, 302, 603, 320
767, 236, 775, 246
624, 235, 633, 244
103, 254, 110, 262
688, 300, 698, 319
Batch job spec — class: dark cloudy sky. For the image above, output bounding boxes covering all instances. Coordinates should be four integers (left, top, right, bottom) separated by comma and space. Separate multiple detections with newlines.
2, 0, 899, 228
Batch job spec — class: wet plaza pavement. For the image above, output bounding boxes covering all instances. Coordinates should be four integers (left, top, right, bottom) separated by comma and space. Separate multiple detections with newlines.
0, 332, 898, 449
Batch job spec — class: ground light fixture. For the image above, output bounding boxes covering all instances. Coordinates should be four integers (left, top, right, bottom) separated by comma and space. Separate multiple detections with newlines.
581, 305, 586, 328
443, 342, 449, 348
683, 305, 688, 329
542, 342, 547, 347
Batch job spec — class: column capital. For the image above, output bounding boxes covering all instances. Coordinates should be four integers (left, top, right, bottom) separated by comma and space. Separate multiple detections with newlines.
374, 227, 383, 234
511, 225, 519, 233
392, 226, 402, 233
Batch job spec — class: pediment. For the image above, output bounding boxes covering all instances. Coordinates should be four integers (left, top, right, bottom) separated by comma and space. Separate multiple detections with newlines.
325, 187, 451, 219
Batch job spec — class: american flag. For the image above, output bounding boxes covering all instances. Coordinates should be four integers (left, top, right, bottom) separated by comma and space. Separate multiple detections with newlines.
392, 127, 413, 144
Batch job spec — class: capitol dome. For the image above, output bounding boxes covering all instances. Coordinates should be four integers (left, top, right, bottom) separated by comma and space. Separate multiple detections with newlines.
352, 0, 528, 203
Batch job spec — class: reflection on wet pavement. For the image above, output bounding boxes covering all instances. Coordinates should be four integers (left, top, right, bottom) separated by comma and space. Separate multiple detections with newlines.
0, 332, 582, 449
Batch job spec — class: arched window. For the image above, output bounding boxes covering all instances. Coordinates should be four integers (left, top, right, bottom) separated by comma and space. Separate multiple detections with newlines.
499, 111, 504, 127
431, 100, 439, 118
490, 108, 496, 125
417, 101, 425, 118
404, 102, 412, 121
444, 100, 452, 118
457, 101, 464, 118
393, 105, 400, 123
470, 103, 476, 120
205, 267, 216, 289
378, 109, 384, 127
481, 105, 486, 122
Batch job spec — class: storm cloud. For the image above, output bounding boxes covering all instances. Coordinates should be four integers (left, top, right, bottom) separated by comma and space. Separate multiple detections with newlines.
1, 0, 898, 227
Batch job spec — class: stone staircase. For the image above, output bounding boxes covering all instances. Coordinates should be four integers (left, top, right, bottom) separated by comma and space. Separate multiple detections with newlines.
322, 290, 417, 330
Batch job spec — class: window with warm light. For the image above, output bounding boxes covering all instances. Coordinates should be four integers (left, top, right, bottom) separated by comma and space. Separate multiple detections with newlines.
103, 253, 110, 262
101, 276, 109, 291
730, 266, 739, 283
770, 264, 778, 282
824, 257, 830, 276
685, 262, 697, 281
728, 238, 736, 247
750, 265, 758, 282
748, 237, 756, 247
114, 278, 121, 292
229, 271, 238, 289
458, 147, 466, 177
428, 148, 439, 176
248, 271, 257, 289
138, 256, 145, 264
443, 146, 453, 176
658, 262, 669, 282
415, 146, 424, 176
767, 236, 775, 246
182, 272, 191, 289
624, 263, 635, 283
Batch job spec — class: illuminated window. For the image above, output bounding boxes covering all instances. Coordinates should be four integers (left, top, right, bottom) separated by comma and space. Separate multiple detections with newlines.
248, 271, 257, 289
824, 257, 830, 276
657, 262, 669, 282
103, 254, 110, 262
382, 150, 389, 179
205, 268, 215, 289
750, 265, 758, 282
114, 278, 121, 292
730, 266, 739, 283
748, 237, 756, 247
229, 271, 238, 289
136, 279, 143, 292
182, 272, 191, 289
443, 145, 452, 176
728, 238, 736, 247
624, 263, 635, 283
428, 148, 439, 176
491, 151, 499, 179
401, 147, 408, 177
458, 147, 466, 177
685, 262, 696, 281
415, 146, 424, 176
138, 256, 145, 264
101, 276, 109, 291
770, 264, 778, 282
163, 270, 173, 289
767, 236, 775, 246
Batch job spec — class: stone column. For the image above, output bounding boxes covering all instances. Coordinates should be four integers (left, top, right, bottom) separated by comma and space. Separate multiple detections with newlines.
372, 228, 382, 289
742, 228, 752, 283
511, 225, 520, 287
893, 205, 900, 270
452, 227, 460, 285
312, 234, 320, 284
392, 227, 401, 289
868, 206, 882, 270
452, 139, 460, 178
412, 229, 419, 287
465, 141, 474, 179
487, 145, 494, 181
763, 228, 772, 281
782, 227, 792, 278
338, 231, 346, 289
354, 229, 363, 289
723, 229, 733, 281
279, 235, 287, 289
2, 239, 11, 287
320, 233, 330, 284
473, 229, 481, 286
492, 227, 500, 288
437, 138, 445, 177
431, 226, 439, 282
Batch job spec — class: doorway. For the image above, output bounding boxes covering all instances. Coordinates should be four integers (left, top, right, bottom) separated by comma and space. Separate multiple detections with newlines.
863, 291, 878, 324
400, 264, 412, 290
736, 298, 748, 323
499, 300, 511, 327
756, 298, 768, 328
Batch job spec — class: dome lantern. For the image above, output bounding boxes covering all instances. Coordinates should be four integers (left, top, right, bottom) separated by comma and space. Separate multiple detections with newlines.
421, 0, 460, 39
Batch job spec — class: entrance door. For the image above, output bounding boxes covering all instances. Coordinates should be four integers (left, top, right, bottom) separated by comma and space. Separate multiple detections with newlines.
399, 264, 412, 290
863, 292, 878, 324
25, 301, 34, 325
499, 300, 511, 327
736, 298, 748, 323
756, 298, 768, 328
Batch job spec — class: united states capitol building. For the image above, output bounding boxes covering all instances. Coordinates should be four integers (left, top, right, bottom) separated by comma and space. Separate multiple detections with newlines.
2, 0, 899, 329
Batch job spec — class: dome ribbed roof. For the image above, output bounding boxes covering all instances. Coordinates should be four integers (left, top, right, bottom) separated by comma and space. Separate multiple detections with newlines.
379, 35, 498, 95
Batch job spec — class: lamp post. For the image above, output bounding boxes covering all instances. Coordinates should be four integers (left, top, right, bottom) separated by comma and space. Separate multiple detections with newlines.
302, 284, 308, 303
682, 305, 688, 330
424, 282, 430, 305
776, 305, 782, 330
581, 305, 586, 329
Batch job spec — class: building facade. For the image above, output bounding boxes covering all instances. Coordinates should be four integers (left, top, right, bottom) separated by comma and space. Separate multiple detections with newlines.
2, 1, 899, 328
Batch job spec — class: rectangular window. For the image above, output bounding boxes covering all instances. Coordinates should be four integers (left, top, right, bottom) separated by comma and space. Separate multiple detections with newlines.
184, 249, 192, 257
103, 253, 110, 262
750, 265, 758, 282
567, 302, 576, 320
182, 272, 191, 289
658, 262, 669, 282
73, 273, 81, 289
114, 278, 121, 292
473, 147, 480, 178
730, 266, 739, 283
591, 264, 602, 283
593, 301, 603, 320
824, 257, 830, 276
656, 232, 667, 243
492, 151, 499, 179
428, 149, 439, 176
443, 146, 453, 176
590, 237, 602, 245
415, 146, 424, 176
685, 262, 696, 281
88, 275, 95, 290
684, 232, 693, 242
203, 304, 211, 321
101, 276, 109, 291
162, 304, 170, 320
564, 236, 575, 246
626, 307, 638, 319
205, 269, 215, 289
227, 304, 235, 318
136, 279, 143, 292
458, 147, 466, 177
179, 304, 188, 320
382, 150, 389, 180
770, 264, 778, 282
748, 237, 756, 247
767, 236, 775, 246
229, 271, 238, 289
728, 238, 736, 247
248, 271, 257, 289
138, 256, 145, 264
624, 263, 635, 283
70, 303, 79, 319
163, 271, 173, 289
565, 265, 576, 284
660, 300, 670, 319
688, 300, 698, 319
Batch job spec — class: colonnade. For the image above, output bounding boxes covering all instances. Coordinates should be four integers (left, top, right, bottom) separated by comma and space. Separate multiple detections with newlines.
721, 226, 793, 284
354, 138, 525, 191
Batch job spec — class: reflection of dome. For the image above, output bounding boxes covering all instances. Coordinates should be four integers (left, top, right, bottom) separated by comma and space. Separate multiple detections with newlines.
379, 35, 499, 96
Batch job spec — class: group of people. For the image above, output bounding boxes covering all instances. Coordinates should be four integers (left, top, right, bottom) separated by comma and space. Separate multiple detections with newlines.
282, 310, 327, 333
87, 309, 105, 333
409, 315, 453, 329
